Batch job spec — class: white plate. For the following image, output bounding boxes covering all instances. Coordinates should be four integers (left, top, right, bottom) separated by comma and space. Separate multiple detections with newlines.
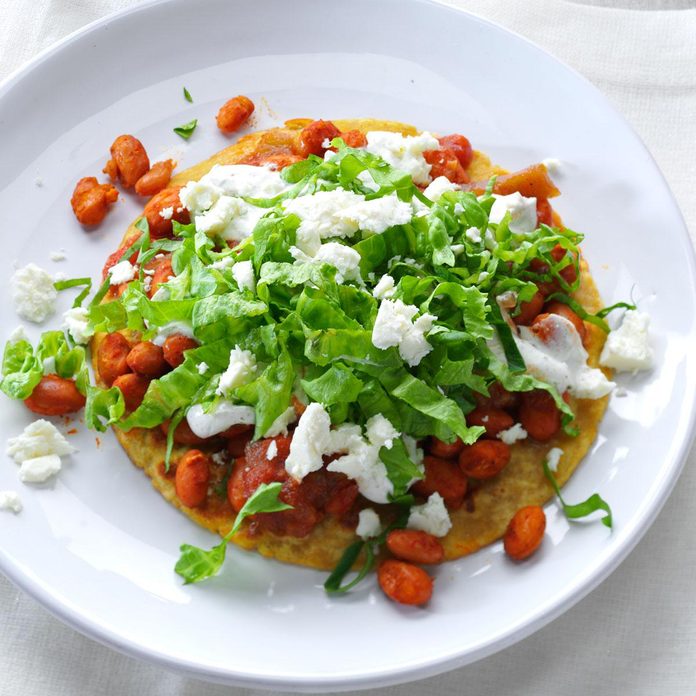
0, 0, 694, 691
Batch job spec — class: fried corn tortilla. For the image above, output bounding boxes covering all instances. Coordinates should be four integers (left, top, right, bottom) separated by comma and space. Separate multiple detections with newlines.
93, 118, 610, 570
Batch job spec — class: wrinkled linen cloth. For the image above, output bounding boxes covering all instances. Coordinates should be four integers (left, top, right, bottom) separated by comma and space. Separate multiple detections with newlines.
1, 1, 695, 695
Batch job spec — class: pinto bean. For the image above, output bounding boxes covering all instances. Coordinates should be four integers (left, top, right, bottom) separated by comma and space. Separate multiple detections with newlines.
126, 341, 167, 377
411, 456, 468, 509
534, 303, 587, 344
423, 149, 469, 184
134, 159, 175, 197
175, 449, 211, 508
519, 390, 561, 442
112, 373, 150, 412
428, 436, 463, 459
513, 290, 545, 326
71, 177, 118, 226
147, 256, 174, 298
386, 530, 444, 565
458, 440, 511, 479
299, 119, 341, 157
160, 419, 210, 445
97, 333, 131, 386
227, 456, 248, 512
438, 134, 473, 169
216, 95, 255, 133
104, 134, 150, 188
504, 505, 546, 560
378, 560, 433, 606
487, 382, 519, 411
466, 407, 514, 439
162, 334, 198, 368
143, 186, 189, 239
340, 129, 367, 148
24, 375, 85, 415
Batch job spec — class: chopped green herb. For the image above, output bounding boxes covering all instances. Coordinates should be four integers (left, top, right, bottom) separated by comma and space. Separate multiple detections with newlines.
54, 277, 92, 308
175, 482, 292, 584
543, 459, 613, 528
183, 86, 193, 103
173, 119, 198, 140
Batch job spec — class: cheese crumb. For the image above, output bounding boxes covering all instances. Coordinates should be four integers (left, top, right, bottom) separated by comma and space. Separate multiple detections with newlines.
108, 260, 136, 286
423, 176, 459, 202
284, 403, 333, 481
372, 274, 396, 300
186, 401, 255, 438
266, 440, 278, 460
488, 193, 537, 235
218, 346, 257, 395
0, 491, 22, 513
231, 260, 256, 293
49, 250, 66, 262
599, 310, 653, 372
546, 447, 564, 472
364, 131, 439, 185
63, 307, 93, 345
372, 299, 435, 366
197, 362, 209, 375
407, 493, 452, 537
356, 508, 381, 539
19, 454, 62, 483
7, 420, 75, 463
11, 263, 57, 323
159, 206, 174, 220
497, 423, 528, 445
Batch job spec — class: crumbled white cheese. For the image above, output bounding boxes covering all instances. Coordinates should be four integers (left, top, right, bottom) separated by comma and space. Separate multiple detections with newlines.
49, 250, 66, 262
63, 307, 93, 345
407, 492, 452, 537
423, 176, 459, 202
197, 362, 209, 375
372, 274, 396, 300
266, 440, 278, 460
356, 170, 380, 192
7, 420, 75, 463
283, 190, 412, 256
159, 206, 174, 220
231, 260, 256, 293
11, 263, 57, 323
19, 454, 62, 483
497, 423, 528, 445
218, 346, 257, 395
291, 242, 363, 284
108, 260, 136, 286
186, 401, 255, 438
284, 403, 333, 481
0, 491, 22, 513
356, 508, 381, 539
263, 406, 298, 438
326, 415, 400, 503
546, 447, 564, 472
364, 131, 439, 185
151, 322, 196, 347
599, 310, 653, 373
372, 299, 436, 366
515, 314, 615, 399
488, 192, 538, 235
465, 226, 482, 244
179, 164, 289, 242
542, 158, 563, 178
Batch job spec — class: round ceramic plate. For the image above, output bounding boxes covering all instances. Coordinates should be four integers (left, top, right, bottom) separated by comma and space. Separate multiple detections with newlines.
0, 0, 694, 691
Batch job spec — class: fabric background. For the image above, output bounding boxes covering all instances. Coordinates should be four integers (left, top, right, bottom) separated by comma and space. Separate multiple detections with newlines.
1, 1, 695, 694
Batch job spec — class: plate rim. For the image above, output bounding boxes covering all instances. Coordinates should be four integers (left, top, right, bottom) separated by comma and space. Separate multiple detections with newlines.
1, 0, 695, 690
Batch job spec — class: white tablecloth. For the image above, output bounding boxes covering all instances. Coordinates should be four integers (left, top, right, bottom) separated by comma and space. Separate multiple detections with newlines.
2, 1, 695, 694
